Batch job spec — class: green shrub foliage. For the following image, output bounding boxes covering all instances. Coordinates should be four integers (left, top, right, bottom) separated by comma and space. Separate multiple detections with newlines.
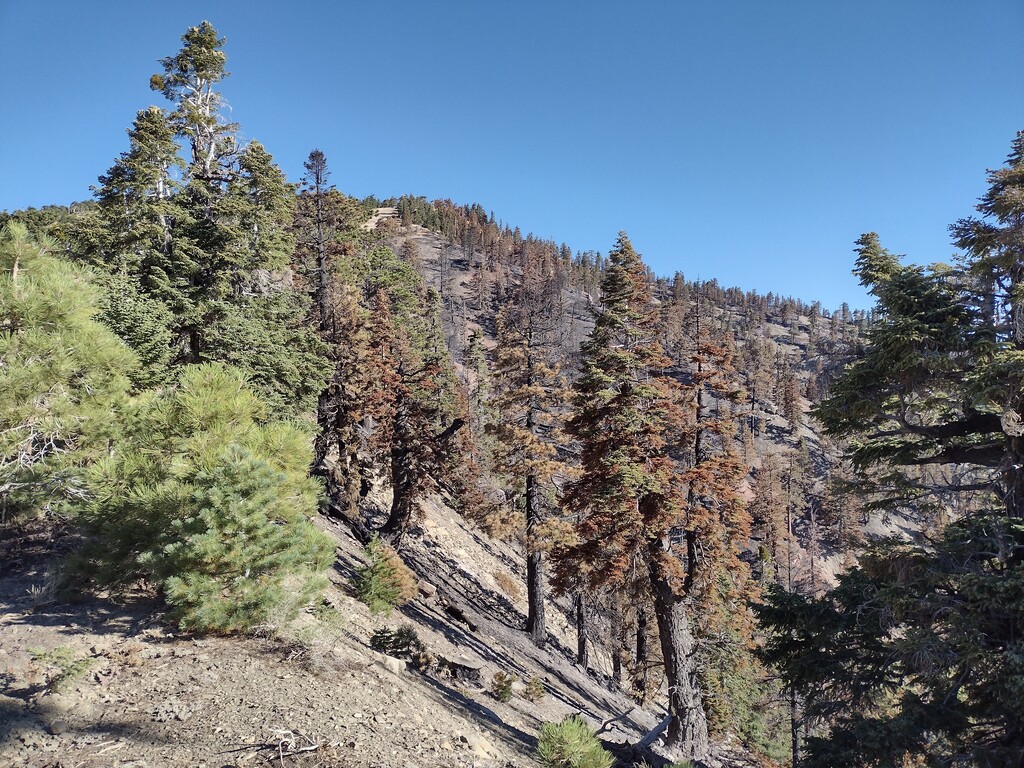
0, 223, 135, 523
524, 676, 546, 703
536, 715, 614, 768
370, 625, 433, 671
490, 670, 517, 703
354, 535, 417, 614
76, 363, 333, 632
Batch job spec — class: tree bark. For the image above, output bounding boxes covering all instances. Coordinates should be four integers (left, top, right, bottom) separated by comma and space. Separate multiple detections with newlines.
575, 591, 589, 668
1005, 435, 1024, 520
790, 684, 801, 766
381, 415, 465, 549
635, 606, 649, 703
381, 447, 414, 547
525, 474, 547, 648
647, 549, 710, 761
611, 607, 623, 688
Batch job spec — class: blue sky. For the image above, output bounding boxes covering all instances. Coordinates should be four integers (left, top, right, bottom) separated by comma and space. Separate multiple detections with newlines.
2, 1, 1021, 309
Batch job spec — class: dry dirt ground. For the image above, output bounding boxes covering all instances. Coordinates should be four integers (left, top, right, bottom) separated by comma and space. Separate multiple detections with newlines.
2, 490, 737, 768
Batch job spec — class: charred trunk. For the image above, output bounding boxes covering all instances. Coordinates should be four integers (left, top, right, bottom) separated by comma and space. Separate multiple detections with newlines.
647, 549, 710, 761
525, 472, 547, 648
314, 383, 370, 543
381, 410, 465, 549
575, 592, 589, 668
611, 607, 623, 688
635, 606, 649, 703
381, 444, 414, 548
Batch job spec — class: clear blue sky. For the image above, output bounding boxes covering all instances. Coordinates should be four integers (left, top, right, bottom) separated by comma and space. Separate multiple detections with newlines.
2, 1, 1022, 309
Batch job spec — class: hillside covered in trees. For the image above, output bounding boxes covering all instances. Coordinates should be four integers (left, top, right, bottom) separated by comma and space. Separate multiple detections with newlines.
2, 21, 1022, 768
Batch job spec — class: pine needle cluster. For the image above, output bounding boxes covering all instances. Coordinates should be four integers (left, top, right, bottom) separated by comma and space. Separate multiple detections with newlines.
354, 536, 417, 614
75, 364, 333, 632
536, 716, 614, 768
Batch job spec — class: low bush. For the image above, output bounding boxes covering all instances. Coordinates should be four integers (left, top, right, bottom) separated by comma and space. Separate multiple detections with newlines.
524, 675, 546, 703
370, 625, 433, 671
537, 715, 614, 768
354, 535, 417, 614
490, 670, 517, 702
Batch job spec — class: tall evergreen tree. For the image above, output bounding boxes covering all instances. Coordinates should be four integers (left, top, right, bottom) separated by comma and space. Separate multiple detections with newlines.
759, 132, 1024, 767
555, 232, 710, 760
296, 149, 354, 330
83, 22, 327, 413
488, 264, 570, 648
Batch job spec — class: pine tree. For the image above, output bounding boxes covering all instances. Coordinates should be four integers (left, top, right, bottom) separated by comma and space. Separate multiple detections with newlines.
295, 149, 358, 330
86, 107, 181, 278
555, 232, 710, 760
488, 265, 571, 648
84, 21, 328, 413
0, 224, 136, 523
675, 295, 768, 751
76, 364, 333, 632
759, 132, 1024, 767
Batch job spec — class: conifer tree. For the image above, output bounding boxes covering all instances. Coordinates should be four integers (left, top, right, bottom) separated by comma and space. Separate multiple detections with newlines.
84, 21, 327, 413
759, 132, 1024, 767
87, 107, 181, 278
555, 232, 710, 760
0, 224, 136, 523
674, 295, 769, 751
76, 364, 333, 632
313, 241, 465, 546
96, 273, 174, 388
312, 279, 371, 532
488, 264, 570, 648
374, 285, 466, 547
150, 21, 237, 187
295, 149, 357, 330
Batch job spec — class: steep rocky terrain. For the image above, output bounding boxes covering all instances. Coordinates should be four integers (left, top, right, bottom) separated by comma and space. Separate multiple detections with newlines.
0, 213, 864, 768
2, 486, 763, 768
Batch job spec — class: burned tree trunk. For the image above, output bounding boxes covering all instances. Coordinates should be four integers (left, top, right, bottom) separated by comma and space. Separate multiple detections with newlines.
380, 414, 465, 548
525, 472, 547, 648
647, 549, 710, 761
575, 591, 589, 668
635, 606, 650, 703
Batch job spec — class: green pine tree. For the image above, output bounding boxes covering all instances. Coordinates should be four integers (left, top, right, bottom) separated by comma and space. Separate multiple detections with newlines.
759, 131, 1024, 767
0, 223, 136, 523
81, 22, 329, 414
76, 363, 333, 632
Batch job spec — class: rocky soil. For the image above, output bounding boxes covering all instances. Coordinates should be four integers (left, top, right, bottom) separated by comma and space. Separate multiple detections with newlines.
2, 489, 755, 768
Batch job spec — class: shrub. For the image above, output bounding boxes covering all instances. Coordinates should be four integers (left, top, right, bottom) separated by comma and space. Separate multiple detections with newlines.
76, 364, 333, 633
0, 223, 135, 523
491, 670, 517, 703
354, 535, 417, 614
537, 715, 614, 768
370, 625, 433, 671
524, 675, 546, 703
